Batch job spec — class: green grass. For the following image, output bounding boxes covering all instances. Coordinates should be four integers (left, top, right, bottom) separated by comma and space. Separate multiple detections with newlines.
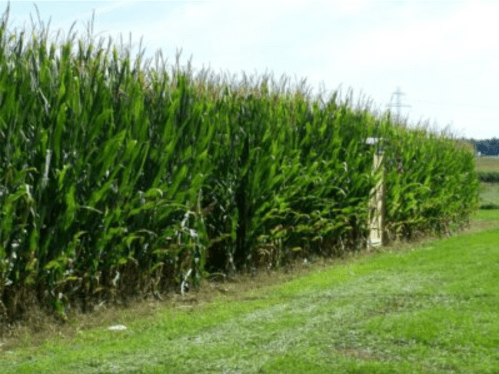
2, 214, 499, 373
473, 208, 499, 221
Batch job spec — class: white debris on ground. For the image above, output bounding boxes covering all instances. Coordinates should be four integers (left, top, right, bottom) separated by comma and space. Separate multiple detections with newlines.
107, 325, 127, 331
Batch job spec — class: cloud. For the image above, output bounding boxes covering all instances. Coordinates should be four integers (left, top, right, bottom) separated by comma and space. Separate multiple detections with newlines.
83, 1, 375, 75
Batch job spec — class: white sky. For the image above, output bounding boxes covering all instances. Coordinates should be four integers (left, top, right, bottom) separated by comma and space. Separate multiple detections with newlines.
1, 0, 498, 140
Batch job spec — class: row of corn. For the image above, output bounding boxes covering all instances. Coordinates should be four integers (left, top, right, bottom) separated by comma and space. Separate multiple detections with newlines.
0, 6, 479, 321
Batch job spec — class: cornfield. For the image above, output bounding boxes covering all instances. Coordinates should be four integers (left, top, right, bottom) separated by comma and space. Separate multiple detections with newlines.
0, 5, 479, 322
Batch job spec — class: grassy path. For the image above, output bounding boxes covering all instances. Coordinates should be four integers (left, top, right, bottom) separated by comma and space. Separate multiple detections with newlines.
2, 211, 499, 373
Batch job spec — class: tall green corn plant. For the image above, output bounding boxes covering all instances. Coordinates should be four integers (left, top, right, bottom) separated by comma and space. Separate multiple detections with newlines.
0, 19, 55, 314
275, 99, 373, 257
0, 6, 215, 318
0, 2, 480, 321
382, 118, 479, 241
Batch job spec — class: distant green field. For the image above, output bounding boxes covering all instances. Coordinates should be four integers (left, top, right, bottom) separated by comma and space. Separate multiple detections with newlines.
476, 156, 499, 172
479, 183, 499, 209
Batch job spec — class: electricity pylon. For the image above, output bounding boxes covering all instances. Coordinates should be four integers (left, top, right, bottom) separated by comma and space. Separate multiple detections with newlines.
387, 87, 411, 123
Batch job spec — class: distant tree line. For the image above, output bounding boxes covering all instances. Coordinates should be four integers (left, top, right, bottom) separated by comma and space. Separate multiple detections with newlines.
465, 138, 499, 156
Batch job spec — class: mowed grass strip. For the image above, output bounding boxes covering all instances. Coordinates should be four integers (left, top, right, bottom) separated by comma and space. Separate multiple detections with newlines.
474, 208, 499, 221
2, 215, 499, 373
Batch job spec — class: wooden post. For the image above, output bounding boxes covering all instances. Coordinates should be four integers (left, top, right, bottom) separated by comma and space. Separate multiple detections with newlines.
366, 138, 385, 249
